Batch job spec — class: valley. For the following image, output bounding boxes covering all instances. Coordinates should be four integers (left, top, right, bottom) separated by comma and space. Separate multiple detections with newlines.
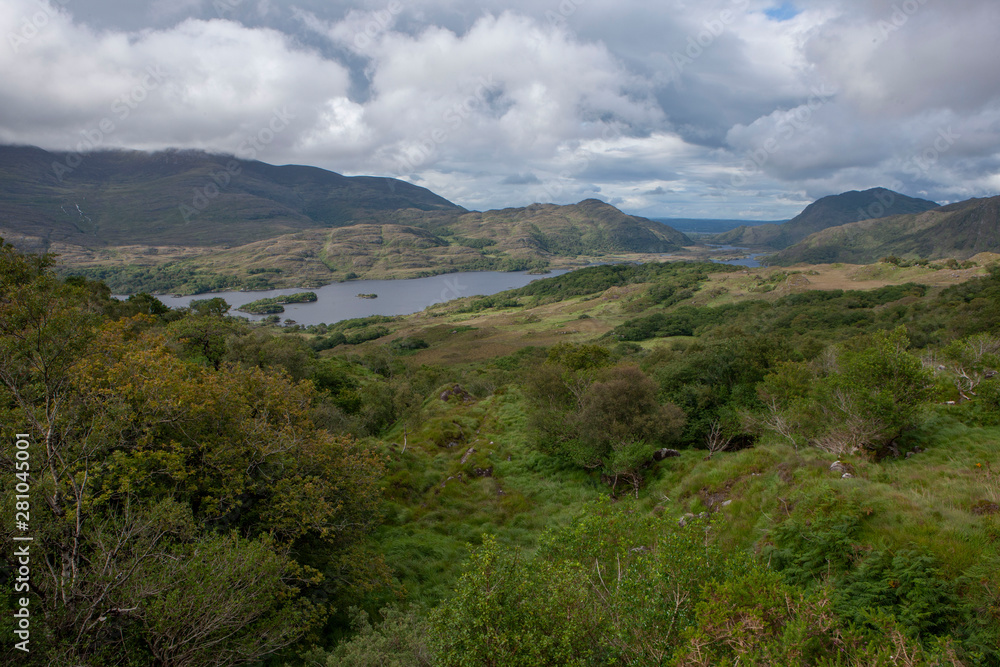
3, 146, 1000, 666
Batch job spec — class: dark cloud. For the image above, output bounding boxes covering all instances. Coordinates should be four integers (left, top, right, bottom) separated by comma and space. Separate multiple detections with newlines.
501, 173, 541, 185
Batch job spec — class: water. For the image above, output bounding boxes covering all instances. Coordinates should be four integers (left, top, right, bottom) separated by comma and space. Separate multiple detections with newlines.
720, 254, 766, 268
707, 245, 766, 268
141, 270, 568, 326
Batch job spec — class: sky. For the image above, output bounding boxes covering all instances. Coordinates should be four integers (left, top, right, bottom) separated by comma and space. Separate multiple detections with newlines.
2, 0, 999, 219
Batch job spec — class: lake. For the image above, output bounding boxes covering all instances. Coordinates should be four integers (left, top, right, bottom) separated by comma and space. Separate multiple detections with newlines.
140, 253, 764, 326
146, 270, 569, 326
707, 245, 766, 268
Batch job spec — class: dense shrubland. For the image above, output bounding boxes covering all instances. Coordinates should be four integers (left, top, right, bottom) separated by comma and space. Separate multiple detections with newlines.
3, 242, 1000, 665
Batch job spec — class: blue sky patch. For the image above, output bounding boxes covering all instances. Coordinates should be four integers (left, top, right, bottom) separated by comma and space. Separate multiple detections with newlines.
765, 3, 801, 21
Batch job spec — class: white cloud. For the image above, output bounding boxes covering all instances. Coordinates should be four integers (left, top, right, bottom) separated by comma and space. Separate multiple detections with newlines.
0, 0, 998, 218
0, 1, 351, 157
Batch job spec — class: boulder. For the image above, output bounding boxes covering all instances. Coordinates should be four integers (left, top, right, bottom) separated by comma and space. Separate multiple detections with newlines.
439, 384, 475, 403
830, 460, 854, 475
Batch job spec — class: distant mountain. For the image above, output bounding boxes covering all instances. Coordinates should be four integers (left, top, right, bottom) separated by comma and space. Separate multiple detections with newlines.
0, 145, 692, 292
445, 199, 692, 255
713, 188, 940, 249
653, 218, 787, 235
0, 145, 463, 249
769, 195, 1000, 265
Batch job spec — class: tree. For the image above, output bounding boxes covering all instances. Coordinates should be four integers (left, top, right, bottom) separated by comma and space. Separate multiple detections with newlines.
131, 533, 320, 667
941, 333, 1000, 400
820, 327, 933, 454
752, 328, 934, 456
526, 360, 685, 493
0, 244, 387, 664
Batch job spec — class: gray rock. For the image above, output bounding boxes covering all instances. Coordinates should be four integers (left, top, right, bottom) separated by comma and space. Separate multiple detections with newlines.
831, 460, 855, 475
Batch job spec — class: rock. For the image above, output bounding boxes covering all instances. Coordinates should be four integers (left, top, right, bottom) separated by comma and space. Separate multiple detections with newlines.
460, 447, 475, 465
678, 513, 696, 527
842, 473, 854, 479
653, 448, 681, 462
971, 500, 1000, 515
439, 384, 475, 403
720, 500, 732, 508
830, 461, 854, 474
473, 467, 493, 477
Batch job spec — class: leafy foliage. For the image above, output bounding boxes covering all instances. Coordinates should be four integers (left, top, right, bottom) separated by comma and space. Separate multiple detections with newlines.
0, 242, 386, 666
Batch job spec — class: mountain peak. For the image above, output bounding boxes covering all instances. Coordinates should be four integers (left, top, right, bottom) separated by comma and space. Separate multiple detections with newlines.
770, 193, 1000, 265
714, 188, 940, 249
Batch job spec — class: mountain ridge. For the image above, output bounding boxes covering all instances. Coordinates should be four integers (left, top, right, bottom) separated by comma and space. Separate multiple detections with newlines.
769, 195, 1000, 265
0, 144, 465, 248
0, 145, 693, 293
713, 188, 940, 249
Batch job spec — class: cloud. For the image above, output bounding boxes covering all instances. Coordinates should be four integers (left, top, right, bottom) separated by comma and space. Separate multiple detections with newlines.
502, 173, 541, 185
0, 0, 997, 219
0, 1, 352, 159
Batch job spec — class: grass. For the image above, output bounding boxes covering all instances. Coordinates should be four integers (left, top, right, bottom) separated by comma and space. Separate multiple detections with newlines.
368, 388, 606, 606
366, 380, 1000, 627
318, 257, 1000, 639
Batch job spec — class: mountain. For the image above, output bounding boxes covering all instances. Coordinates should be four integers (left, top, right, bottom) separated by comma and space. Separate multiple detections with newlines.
769, 195, 1000, 265
0, 145, 692, 292
713, 188, 940, 249
444, 199, 691, 254
0, 145, 464, 249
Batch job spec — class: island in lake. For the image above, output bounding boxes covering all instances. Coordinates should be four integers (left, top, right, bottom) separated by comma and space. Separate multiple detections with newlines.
357, 293, 378, 299
236, 291, 318, 314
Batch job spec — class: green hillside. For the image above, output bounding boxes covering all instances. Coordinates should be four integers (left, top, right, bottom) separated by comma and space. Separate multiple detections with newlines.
0, 146, 693, 293
714, 187, 940, 249
4, 238, 1000, 666
0, 145, 464, 248
771, 196, 1000, 265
